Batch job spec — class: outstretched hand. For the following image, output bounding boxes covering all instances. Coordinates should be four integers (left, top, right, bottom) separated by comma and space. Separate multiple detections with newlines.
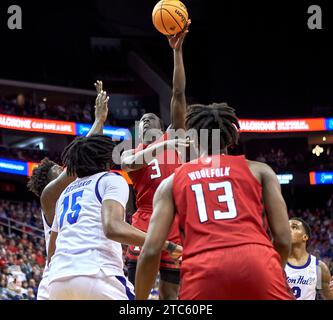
94, 81, 109, 123
168, 19, 191, 50
94, 80, 103, 94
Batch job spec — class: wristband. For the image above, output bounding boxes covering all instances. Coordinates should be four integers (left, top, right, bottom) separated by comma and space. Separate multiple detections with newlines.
166, 241, 177, 253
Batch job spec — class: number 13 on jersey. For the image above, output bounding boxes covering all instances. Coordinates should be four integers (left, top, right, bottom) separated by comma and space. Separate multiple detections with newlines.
191, 181, 237, 223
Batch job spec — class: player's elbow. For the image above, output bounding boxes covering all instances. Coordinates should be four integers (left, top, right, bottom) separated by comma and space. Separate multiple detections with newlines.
141, 245, 160, 260
103, 221, 123, 241
273, 233, 291, 254
172, 88, 185, 98
121, 157, 139, 173
120, 159, 131, 172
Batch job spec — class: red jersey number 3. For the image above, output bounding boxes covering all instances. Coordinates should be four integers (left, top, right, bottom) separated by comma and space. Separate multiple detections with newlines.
148, 159, 162, 180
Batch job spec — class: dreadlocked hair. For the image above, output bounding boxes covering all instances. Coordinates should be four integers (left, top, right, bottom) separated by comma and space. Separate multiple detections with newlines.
61, 135, 117, 178
27, 157, 57, 197
185, 102, 240, 154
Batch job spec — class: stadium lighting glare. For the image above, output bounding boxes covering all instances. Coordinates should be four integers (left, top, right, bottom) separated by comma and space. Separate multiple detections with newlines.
312, 145, 324, 157
323, 136, 327, 141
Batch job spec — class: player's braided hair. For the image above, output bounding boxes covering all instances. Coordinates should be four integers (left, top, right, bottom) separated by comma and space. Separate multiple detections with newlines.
61, 135, 117, 178
291, 217, 312, 242
27, 157, 57, 197
185, 103, 240, 154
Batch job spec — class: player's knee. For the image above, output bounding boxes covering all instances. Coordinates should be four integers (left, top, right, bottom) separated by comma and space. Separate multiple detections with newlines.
159, 289, 178, 300
159, 281, 179, 300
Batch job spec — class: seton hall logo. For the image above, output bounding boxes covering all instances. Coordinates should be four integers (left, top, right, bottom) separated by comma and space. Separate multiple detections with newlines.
287, 276, 316, 286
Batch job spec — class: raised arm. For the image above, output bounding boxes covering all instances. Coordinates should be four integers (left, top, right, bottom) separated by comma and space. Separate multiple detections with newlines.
41, 81, 110, 225
86, 80, 109, 136
319, 260, 333, 300
135, 174, 177, 300
40, 169, 76, 226
258, 162, 291, 267
168, 20, 190, 131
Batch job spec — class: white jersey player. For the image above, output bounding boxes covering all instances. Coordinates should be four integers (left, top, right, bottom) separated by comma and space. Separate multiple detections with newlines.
285, 254, 319, 300
47, 134, 182, 300
285, 218, 333, 300
26, 82, 111, 300
48, 171, 135, 300
36, 212, 52, 300
27, 158, 66, 300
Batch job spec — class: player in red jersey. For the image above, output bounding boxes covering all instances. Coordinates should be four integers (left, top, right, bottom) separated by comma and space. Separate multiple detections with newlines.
121, 21, 191, 299
136, 103, 295, 300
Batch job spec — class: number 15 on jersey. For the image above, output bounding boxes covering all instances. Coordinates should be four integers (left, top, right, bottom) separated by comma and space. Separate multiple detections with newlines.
60, 190, 84, 229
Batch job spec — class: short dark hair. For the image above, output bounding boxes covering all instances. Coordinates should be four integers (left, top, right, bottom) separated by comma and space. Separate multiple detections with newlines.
61, 135, 117, 178
185, 103, 240, 154
291, 217, 312, 241
27, 158, 56, 197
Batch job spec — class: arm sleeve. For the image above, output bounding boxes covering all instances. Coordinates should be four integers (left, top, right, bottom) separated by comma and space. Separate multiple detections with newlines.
101, 174, 129, 210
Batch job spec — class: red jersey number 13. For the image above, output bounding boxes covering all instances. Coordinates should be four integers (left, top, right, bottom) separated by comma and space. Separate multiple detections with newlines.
191, 181, 237, 223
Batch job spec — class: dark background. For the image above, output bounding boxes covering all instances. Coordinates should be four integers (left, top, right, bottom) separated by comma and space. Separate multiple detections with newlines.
0, 0, 332, 118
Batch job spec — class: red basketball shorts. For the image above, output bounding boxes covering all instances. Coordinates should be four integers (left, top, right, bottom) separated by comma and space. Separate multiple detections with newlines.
179, 244, 295, 300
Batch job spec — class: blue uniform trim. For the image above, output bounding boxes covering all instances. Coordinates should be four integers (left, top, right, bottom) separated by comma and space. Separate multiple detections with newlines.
287, 254, 311, 269
115, 276, 135, 300
95, 172, 122, 203
95, 172, 111, 204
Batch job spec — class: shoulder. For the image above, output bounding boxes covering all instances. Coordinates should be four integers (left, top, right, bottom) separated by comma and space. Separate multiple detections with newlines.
247, 159, 276, 179
319, 260, 331, 273
246, 159, 274, 173
318, 260, 331, 280
156, 173, 174, 195
102, 172, 128, 186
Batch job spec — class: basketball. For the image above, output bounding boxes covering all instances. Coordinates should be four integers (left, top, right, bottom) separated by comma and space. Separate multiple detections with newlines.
152, 0, 189, 35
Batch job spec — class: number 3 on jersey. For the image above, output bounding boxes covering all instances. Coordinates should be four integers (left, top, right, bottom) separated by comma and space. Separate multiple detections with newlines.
149, 159, 161, 179
191, 181, 237, 223
60, 190, 84, 228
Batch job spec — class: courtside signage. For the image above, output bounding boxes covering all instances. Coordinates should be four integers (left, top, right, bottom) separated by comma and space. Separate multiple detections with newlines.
309, 171, 333, 185
239, 118, 329, 133
0, 114, 130, 139
0, 114, 76, 135
0, 158, 133, 183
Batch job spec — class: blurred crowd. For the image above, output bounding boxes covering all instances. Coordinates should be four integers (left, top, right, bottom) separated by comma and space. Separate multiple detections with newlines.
0, 93, 94, 123
0, 144, 61, 164
0, 197, 332, 300
255, 148, 333, 172
0, 200, 45, 299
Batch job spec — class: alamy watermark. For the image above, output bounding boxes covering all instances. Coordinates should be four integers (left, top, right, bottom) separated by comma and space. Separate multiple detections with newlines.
307, 5, 322, 30
1, 5, 325, 31
112, 123, 232, 168
6, 5, 22, 30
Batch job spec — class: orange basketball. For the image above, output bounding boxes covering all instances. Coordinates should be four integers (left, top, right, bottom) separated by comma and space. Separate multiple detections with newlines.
152, 0, 189, 35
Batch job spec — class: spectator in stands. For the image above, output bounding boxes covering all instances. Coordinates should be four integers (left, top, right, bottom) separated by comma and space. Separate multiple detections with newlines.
15, 93, 27, 116
255, 152, 266, 163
